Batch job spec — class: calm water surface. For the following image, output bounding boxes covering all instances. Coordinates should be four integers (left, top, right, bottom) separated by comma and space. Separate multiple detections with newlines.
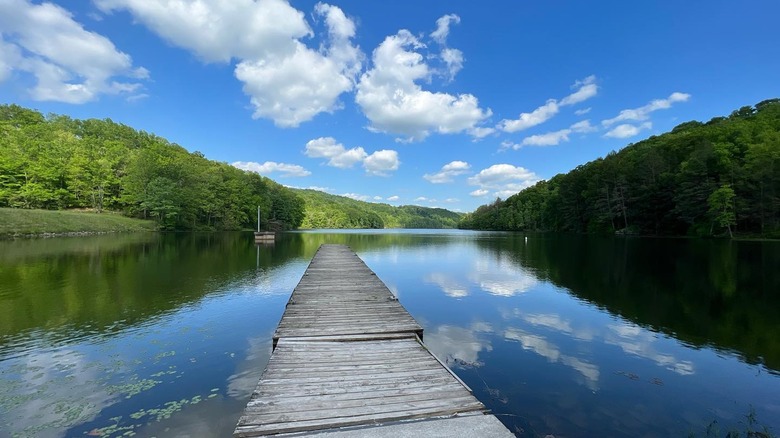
0, 230, 778, 437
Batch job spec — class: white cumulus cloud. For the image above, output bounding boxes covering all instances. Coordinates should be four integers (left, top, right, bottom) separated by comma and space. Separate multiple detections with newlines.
498, 75, 598, 133
355, 25, 491, 141
0, 0, 146, 103
602, 92, 690, 126
430, 14, 460, 44
570, 120, 597, 133
469, 126, 496, 139
468, 164, 540, 199
423, 160, 471, 183
363, 149, 400, 176
340, 192, 370, 201
498, 99, 559, 133
232, 161, 311, 177
514, 120, 596, 148
604, 122, 652, 139
560, 75, 598, 106
304, 137, 367, 168
96, 0, 362, 127
387, 195, 400, 201
520, 129, 572, 147
304, 137, 399, 175
430, 14, 463, 81
95, 0, 309, 62
440, 47, 464, 81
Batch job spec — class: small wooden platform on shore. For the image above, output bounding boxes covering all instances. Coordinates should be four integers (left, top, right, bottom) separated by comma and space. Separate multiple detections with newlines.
234, 244, 513, 437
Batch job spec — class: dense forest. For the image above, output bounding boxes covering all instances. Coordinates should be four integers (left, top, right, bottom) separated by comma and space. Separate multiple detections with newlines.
294, 189, 463, 229
460, 99, 780, 237
0, 104, 462, 231
0, 104, 305, 230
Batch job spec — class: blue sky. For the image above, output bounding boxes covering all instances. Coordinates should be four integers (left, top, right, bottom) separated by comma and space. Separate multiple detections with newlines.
1, 0, 778, 212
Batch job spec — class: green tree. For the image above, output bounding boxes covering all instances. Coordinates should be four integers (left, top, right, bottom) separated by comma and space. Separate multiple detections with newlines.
708, 185, 736, 237
141, 177, 181, 229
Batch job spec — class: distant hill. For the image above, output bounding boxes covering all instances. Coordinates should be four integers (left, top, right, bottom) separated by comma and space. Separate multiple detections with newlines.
292, 189, 463, 229
459, 98, 780, 237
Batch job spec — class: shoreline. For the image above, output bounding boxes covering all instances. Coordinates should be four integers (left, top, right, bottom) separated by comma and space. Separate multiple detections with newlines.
0, 230, 158, 240
0, 208, 158, 239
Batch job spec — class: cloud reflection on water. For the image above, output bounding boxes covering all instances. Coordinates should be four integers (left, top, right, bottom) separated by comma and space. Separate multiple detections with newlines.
226, 334, 273, 400
606, 322, 695, 376
424, 272, 469, 298
0, 348, 115, 438
504, 307, 695, 379
504, 327, 601, 391
424, 322, 494, 367
421, 244, 696, 392
517, 311, 596, 342
468, 258, 539, 297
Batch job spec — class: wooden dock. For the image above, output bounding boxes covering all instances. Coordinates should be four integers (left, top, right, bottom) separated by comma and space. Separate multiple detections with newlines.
234, 244, 513, 437
255, 231, 276, 243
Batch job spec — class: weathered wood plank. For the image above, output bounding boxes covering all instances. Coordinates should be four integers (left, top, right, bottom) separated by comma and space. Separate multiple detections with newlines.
251, 377, 462, 398
257, 368, 450, 386
262, 360, 441, 374
267, 350, 432, 361
240, 396, 483, 424
274, 245, 422, 339
285, 414, 517, 438
266, 351, 432, 364
244, 391, 478, 415
260, 365, 445, 381
274, 339, 428, 351
236, 338, 489, 436
280, 333, 414, 342
278, 316, 412, 323
280, 308, 409, 314
276, 323, 420, 332
235, 404, 486, 437
266, 355, 434, 366
247, 386, 468, 407
233, 244, 510, 437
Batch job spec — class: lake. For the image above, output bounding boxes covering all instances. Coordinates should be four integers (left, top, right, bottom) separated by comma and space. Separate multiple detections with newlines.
1, 230, 779, 437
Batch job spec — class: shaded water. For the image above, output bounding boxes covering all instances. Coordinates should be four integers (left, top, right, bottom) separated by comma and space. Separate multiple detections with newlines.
0, 231, 778, 437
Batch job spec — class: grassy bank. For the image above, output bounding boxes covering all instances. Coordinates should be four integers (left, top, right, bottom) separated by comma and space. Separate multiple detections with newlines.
0, 208, 157, 238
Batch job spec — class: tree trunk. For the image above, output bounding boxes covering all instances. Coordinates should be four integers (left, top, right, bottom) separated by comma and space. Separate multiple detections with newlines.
604, 184, 615, 231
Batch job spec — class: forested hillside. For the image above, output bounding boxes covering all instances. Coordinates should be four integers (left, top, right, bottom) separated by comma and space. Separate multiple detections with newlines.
0, 105, 304, 230
294, 189, 462, 229
460, 99, 780, 237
